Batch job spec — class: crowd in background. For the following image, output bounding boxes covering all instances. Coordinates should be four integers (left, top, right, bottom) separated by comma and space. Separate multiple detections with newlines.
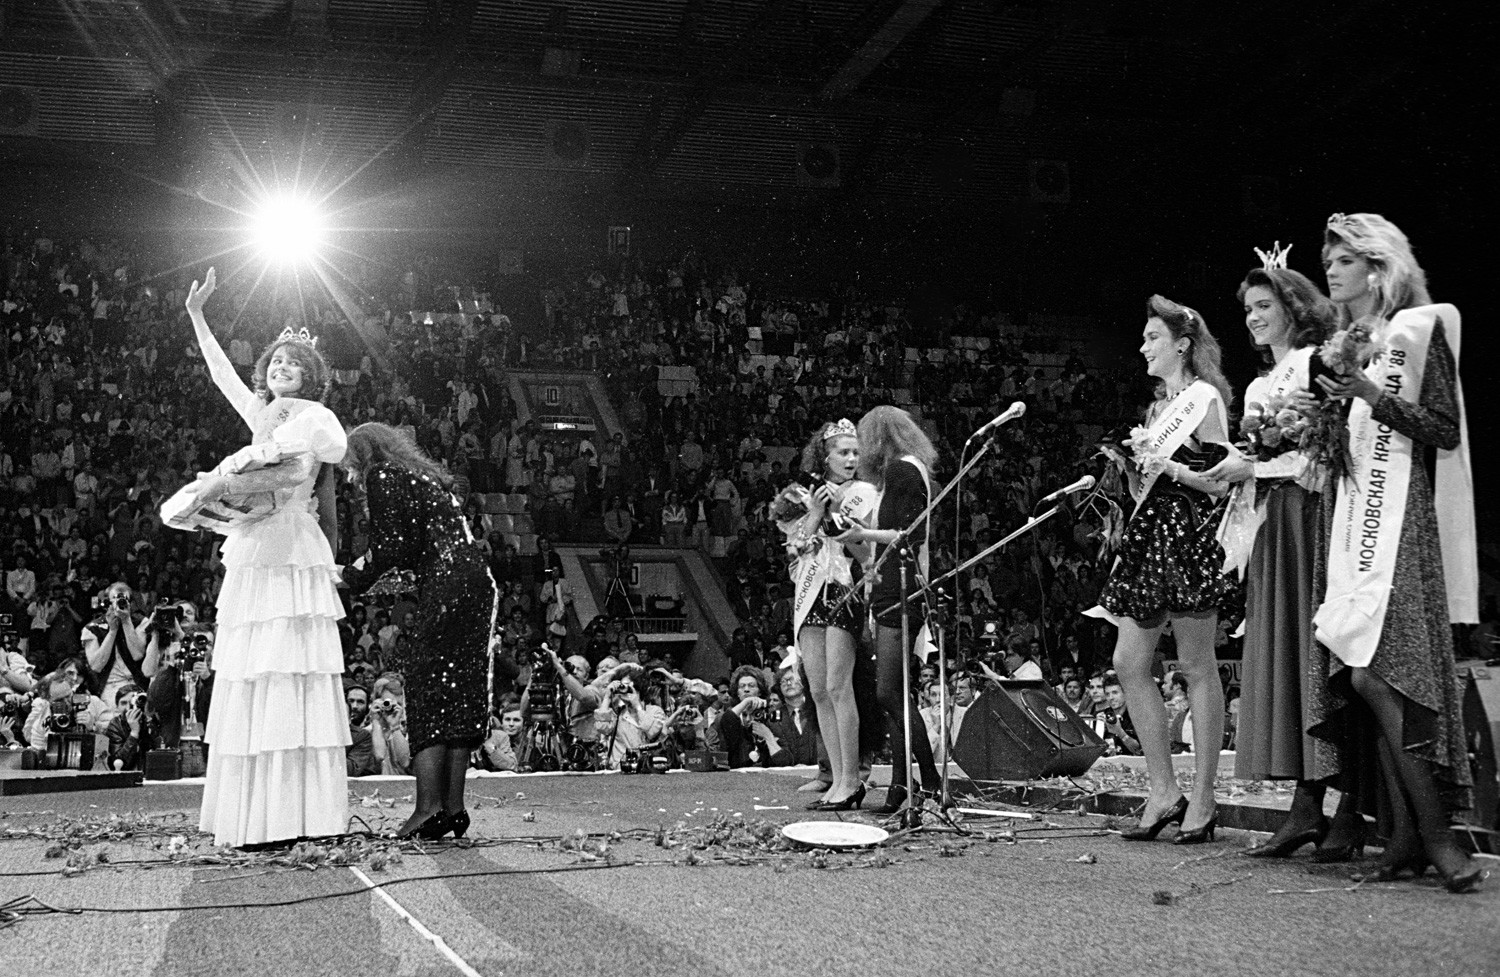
16, 231, 1486, 774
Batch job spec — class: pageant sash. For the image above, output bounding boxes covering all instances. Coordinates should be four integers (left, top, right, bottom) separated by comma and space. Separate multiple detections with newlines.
1216, 348, 1311, 575
1313, 305, 1470, 665
788, 479, 880, 640
1133, 380, 1225, 504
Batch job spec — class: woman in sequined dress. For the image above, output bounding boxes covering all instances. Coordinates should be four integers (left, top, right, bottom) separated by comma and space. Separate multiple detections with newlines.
1090, 295, 1233, 845
770, 419, 874, 811
1204, 261, 1370, 861
344, 423, 499, 840
1310, 214, 1482, 891
182, 268, 351, 849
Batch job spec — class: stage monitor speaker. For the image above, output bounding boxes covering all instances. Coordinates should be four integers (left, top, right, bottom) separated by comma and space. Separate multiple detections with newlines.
952, 680, 1106, 781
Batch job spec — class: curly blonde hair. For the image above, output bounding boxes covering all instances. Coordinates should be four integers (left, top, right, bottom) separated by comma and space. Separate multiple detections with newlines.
1322, 212, 1431, 323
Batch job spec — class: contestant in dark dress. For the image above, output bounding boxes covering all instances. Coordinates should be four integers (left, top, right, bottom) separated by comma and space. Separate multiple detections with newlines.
1311, 214, 1483, 892
344, 423, 498, 840
1205, 257, 1369, 860
1089, 295, 1233, 845
836, 406, 941, 815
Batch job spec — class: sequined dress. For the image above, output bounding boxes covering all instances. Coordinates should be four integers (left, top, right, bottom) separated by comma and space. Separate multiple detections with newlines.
356, 463, 498, 753
1096, 446, 1235, 626
1308, 323, 1471, 804
198, 397, 351, 847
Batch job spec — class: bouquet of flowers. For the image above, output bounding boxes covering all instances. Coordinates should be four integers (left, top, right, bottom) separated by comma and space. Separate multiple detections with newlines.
1319, 315, 1384, 375
1239, 393, 1315, 461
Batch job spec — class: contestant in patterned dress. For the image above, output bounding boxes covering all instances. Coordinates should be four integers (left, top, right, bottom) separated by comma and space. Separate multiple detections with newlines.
1205, 253, 1369, 859
343, 423, 498, 840
184, 268, 351, 848
1089, 295, 1234, 845
771, 418, 877, 811
1311, 213, 1483, 891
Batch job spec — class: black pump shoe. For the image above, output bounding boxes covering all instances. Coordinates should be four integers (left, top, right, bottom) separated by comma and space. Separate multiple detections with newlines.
813, 784, 867, 812
1173, 815, 1218, 845
874, 784, 908, 816
1246, 817, 1330, 858
1119, 796, 1188, 842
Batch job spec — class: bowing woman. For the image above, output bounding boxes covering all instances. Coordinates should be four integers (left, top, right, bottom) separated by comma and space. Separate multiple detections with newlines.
1311, 214, 1482, 892
835, 406, 941, 815
343, 423, 499, 840
1089, 296, 1234, 845
1205, 252, 1369, 860
770, 418, 878, 811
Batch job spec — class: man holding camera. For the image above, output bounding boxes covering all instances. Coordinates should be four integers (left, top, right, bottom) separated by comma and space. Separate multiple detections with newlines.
104, 683, 149, 771
539, 646, 636, 752
81, 582, 151, 712
144, 605, 214, 751
592, 673, 666, 770
344, 686, 381, 777
24, 666, 107, 749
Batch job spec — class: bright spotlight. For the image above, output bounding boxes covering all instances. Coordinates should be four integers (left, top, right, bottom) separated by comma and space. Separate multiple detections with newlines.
250, 193, 326, 263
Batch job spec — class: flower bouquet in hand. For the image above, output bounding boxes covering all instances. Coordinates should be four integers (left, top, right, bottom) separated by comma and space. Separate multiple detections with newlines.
1319, 316, 1384, 376
1239, 393, 1314, 461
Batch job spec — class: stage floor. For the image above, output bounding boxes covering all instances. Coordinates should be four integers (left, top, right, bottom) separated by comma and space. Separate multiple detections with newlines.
1, 767, 1495, 977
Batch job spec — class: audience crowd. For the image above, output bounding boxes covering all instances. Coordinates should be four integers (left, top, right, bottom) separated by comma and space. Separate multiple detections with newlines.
14, 231, 1467, 777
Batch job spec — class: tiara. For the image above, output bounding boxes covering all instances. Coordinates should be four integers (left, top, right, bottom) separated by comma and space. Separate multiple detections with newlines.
1327, 213, 1352, 231
277, 325, 319, 348
821, 418, 857, 440
1254, 241, 1292, 271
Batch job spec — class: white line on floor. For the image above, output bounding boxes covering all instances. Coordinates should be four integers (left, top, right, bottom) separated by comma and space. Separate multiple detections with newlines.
347, 866, 489, 977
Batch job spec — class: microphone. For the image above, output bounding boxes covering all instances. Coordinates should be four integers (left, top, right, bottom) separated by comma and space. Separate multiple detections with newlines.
971, 402, 1026, 439
1037, 475, 1096, 506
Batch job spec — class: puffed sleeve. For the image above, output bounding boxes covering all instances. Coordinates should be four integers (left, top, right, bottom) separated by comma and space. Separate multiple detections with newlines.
276, 402, 348, 464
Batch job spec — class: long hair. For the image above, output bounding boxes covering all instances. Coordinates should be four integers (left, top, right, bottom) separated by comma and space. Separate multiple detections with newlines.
1146, 294, 1232, 409
1322, 212, 1431, 324
730, 664, 768, 701
251, 338, 332, 403
345, 422, 453, 489
856, 406, 937, 485
1235, 267, 1337, 359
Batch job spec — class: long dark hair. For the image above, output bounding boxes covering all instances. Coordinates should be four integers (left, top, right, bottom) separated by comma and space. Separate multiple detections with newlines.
344, 422, 453, 489
1235, 268, 1336, 360
1146, 294, 1232, 409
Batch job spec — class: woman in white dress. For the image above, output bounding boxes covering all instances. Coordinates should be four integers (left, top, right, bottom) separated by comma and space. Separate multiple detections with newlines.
183, 268, 351, 848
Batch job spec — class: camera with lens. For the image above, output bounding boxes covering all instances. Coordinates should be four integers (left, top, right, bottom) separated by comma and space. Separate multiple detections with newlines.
44, 693, 92, 733
372, 698, 398, 716
150, 599, 182, 631
94, 593, 131, 613
177, 628, 212, 669
526, 644, 559, 723
607, 679, 635, 710
0, 690, 34, 720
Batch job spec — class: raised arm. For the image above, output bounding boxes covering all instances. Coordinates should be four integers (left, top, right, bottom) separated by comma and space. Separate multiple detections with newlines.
185, 269, 258, 425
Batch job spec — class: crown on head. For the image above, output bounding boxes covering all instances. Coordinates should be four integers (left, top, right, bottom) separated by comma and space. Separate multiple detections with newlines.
821, 418, 857, 441
1254, 241, 1293, 271
277, 325, 319, 348
1327, 213, 1353, 232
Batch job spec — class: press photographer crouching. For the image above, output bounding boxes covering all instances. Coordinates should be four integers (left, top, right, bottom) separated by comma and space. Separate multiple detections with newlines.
592, 666, 667, 771
536, 645, 639, 768
714, 665, 798, 768
104, 684, 149, 771
22, 666, 109, 769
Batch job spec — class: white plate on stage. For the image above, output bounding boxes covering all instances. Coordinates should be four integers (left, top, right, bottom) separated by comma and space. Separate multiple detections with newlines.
780, 821, 889, 849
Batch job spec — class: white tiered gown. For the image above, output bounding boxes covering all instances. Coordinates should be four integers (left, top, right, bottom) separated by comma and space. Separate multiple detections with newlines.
198, 399, 351, 846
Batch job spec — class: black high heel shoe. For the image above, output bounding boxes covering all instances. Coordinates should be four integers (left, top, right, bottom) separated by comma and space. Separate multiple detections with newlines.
397, 811, 450, 840
1246, 816, 1330, 858
443, 810, 471, 840
1173, 814, 1218, 845
1309, 816, 1368, 863
1119, 796, 1188, 841
814, 784, 867, 812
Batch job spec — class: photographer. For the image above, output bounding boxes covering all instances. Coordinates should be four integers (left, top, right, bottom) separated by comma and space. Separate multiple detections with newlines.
714, 665, 786, 768
539, 567, 572, 648
592, 670, 666, 770
539, 645, 635, 749
23, 667, 108, 748
146, 613, 215, 750
104, 683, 149, 771
370, 674, 412, 775
344, 686, 380, 777
2, 632, 35, 693
80, 581, 151, 711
